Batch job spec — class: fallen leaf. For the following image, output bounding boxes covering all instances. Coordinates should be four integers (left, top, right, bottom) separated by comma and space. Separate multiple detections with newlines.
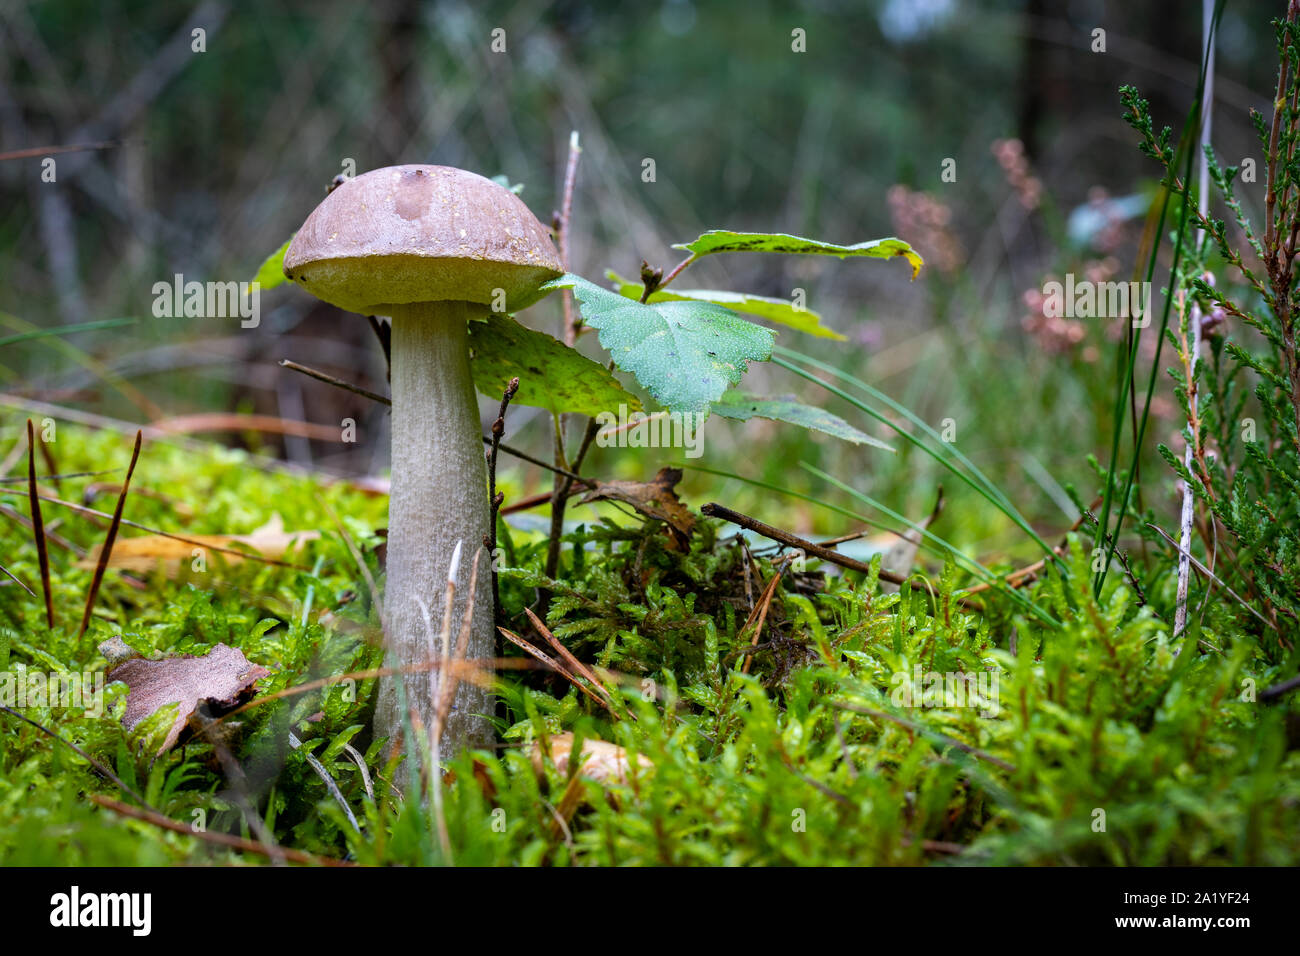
77, 513, 318, 572
579, 466, 695, 548
107, 642, 271, 754
530, 732, 652, 786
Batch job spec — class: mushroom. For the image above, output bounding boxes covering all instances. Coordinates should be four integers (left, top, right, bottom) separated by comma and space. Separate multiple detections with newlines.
283, 165, 562, 755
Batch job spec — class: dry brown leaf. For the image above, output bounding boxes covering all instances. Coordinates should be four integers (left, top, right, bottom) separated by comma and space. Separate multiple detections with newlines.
77, 513, 318, 572
530, 732, 652, 786
579, 466, 695, 548
106, 642, 271, 754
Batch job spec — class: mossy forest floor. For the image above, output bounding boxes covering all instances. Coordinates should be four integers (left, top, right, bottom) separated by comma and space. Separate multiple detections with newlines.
0, 418, 1297, 866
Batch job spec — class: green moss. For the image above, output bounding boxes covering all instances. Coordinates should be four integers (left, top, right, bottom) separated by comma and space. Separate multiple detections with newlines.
0, 423, 1294, 865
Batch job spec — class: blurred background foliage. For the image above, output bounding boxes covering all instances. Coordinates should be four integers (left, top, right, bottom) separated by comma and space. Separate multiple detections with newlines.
0, 0, 1287, 562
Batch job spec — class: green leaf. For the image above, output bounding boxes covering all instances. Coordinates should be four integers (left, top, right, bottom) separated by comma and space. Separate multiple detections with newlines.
540, 273, 773, 415
674, 230, 924, 280
251, 238, 292, 290
605, 271, 846, 341
714, 391, 894, 451
489, 174, 525, 195
468, 311, 641, 417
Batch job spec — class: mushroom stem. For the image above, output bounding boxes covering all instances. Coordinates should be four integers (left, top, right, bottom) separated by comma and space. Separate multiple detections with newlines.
375, 300, 493, 755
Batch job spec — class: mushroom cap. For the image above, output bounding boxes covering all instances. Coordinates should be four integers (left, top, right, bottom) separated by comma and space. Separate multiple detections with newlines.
283, 165, 563, 314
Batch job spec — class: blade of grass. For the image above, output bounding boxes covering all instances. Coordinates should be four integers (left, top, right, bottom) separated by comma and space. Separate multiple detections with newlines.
0, 316, 135, 348
772, 349, 1061, 565
26, 420, 55, 628
1094, 0, 1225, 593
800, 462, 1059, 625
0, 311, 160, 417
77, 430, 142, 639
774, 345, 1017, 511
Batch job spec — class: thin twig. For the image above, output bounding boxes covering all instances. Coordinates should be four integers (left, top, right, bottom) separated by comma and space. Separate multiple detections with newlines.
544, 131, 588, 587
1176, 7, 1216, 640
523, 607, 621, 714
279, 359, 388, 404
0, 140, 120, 162
739, 554, 795, 676
1147, 522, 1273, 632
498, 626, 612, 712
487, 378, 519, 623
211, 657, 540, 729
89, 795, 349, 866
703, 502, 926, 591
1260, 674, 1300, 702
277, 358, 594, 486
194, 710, 288, 866
0, 468, 119, 484
558, 131, 582, 347
434, 550, 483, 747
0, 561, 35, 596
0, 704, 148, 805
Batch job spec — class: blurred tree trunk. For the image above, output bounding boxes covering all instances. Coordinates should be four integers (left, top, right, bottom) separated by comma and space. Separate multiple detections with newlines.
1017, 0, 1047, 159
378, 0, 421, 160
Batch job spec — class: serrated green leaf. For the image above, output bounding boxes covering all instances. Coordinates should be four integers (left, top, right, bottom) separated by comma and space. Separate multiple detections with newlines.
673, 230, 923, 279
251, 238, 292, 290
541, 273, 773, 415
605, 270, 846, 340
468, 310, 641, 417
714, 391, 894, 451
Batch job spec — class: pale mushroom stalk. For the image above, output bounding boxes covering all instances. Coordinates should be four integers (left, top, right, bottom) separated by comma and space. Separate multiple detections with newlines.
282, 165, 562, 757
385, 300, 491, 749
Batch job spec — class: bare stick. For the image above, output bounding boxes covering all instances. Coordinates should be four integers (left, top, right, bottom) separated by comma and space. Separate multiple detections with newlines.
544, 132, 585, 584
90, 795, 348, 866
486, 379, 519, 622
1175, 1, 1216, 642
701, 502, 907, 585
0, 140, 120, 162
558, 131, 582, 347
279, 359, 388, 404
739, 554, 795, 675
524, 607, 621, 714
277, 359, 594, 486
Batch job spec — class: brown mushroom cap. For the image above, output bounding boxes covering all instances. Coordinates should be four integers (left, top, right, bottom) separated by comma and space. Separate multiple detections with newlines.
283, 165, 563, 314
